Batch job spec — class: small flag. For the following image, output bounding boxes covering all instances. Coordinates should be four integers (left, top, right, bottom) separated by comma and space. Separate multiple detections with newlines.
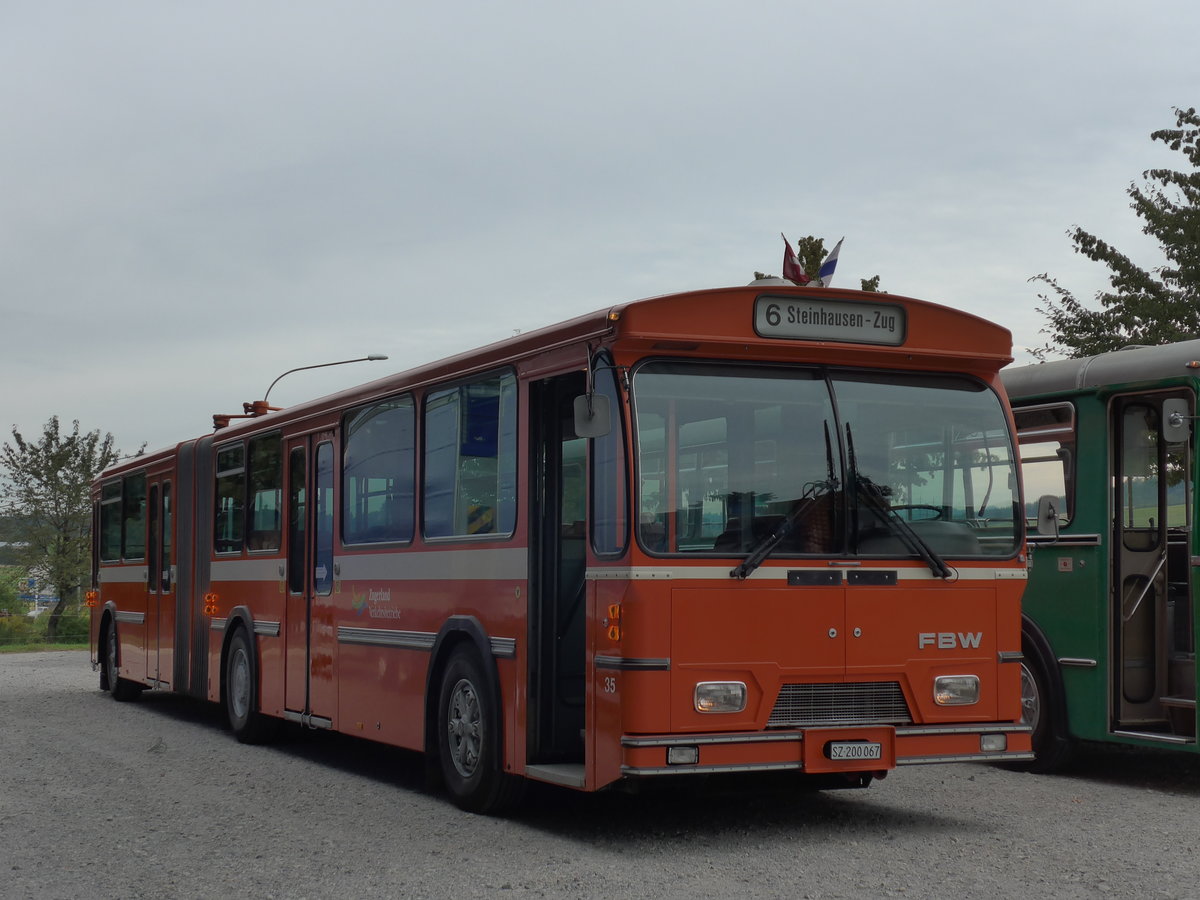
781, 233, 810, 285
814, 237, 843, 288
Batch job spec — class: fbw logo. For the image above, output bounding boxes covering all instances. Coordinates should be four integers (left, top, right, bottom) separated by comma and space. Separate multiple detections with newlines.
918, 632, 983, 650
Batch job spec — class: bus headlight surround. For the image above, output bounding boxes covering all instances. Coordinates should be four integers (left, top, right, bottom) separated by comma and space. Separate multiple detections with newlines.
933, 674, 980, 706
694, 681, 747, 713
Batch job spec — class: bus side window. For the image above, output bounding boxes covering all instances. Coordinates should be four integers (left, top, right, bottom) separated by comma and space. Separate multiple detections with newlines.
215, 443, 246, 554
99, 480, 122, 562
424, 372, 517, 539
343, 396, 415, 545
122, 472, 147, 561
590, 356, 628, 557
247, 433, 282, 551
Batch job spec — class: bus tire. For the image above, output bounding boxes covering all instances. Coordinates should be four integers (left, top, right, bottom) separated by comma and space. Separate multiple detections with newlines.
103, 620, 141, 702
1018, 637, 1073, 773
224, 627, 278, 744
436, 646, 523, 814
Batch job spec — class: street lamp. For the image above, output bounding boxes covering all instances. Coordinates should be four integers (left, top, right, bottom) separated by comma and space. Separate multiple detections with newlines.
213, 354, 389, 430
261, 354, 389, 407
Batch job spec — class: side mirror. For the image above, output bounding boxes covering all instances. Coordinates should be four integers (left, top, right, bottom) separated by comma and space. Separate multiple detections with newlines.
573, 393, 611, 439
1036, 494, 1061, 539
1162, 398, 1192, 444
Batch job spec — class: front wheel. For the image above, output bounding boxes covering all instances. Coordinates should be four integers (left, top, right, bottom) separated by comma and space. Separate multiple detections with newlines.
436, 647, 523, 814
224, 628, 278, 744
1017, 643, 1073, 773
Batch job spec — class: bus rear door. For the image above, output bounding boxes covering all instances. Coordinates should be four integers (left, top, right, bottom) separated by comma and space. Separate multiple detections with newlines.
284, 434, 338, 727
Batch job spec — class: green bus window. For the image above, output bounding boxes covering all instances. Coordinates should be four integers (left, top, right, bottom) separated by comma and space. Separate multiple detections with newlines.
1013, 403, 1075, 524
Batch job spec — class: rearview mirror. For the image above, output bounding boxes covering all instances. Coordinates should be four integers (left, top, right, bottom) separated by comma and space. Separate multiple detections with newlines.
573, 393, 611, 439
1036, 494, 1061, 539
1162, 397, 1192, 444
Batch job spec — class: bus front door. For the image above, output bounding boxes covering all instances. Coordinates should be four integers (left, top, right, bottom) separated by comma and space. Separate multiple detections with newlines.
285, 442, 309, 715
529, 373, 587, 767
1112, 393, 1195, 736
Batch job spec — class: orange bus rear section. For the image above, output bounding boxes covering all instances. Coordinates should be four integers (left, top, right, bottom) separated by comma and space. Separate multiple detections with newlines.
89, 283, 1033, 812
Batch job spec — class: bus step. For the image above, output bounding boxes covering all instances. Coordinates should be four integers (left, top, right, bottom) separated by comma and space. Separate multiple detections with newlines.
1159, 697, 1197, 738
525, 763, 586, 788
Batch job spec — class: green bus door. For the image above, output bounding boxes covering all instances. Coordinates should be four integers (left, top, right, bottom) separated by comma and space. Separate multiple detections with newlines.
1112, 393, 1195, 735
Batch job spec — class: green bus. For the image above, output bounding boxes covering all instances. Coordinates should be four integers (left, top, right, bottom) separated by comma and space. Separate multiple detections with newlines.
1003, 343, 1199, 769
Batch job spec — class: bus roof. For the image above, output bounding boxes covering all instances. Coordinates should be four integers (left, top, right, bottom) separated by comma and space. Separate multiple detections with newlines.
100, 283, 1011, 479
1003, 339, 1200, 400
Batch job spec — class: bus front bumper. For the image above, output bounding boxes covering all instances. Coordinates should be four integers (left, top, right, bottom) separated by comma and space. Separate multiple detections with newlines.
619, 722, 1035, 777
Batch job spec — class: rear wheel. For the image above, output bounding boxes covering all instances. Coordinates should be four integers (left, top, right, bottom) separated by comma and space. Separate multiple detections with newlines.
103, 622, 140, 701
225, 628, 278, 744
436, 647, 523, 814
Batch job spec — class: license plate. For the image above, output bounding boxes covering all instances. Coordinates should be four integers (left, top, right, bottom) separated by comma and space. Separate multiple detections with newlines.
828, 741, 882, 761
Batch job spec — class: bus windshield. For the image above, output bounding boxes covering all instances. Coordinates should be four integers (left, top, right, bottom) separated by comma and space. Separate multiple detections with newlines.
632, 362, 1020, 560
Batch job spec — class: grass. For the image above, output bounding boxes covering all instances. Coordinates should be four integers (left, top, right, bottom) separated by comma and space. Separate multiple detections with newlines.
0, 641, 89, 653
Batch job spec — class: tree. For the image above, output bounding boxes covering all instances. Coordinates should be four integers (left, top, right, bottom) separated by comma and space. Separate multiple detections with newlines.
756, 235, 883, 291
1033, 106, 1200, 358
0, 417, 120, 639
0, 568, 17, 615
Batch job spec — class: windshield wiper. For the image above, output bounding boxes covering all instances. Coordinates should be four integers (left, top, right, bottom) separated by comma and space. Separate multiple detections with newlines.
730, 422, 839, 581
729, 479, 835, 580
846, 424, 954, 580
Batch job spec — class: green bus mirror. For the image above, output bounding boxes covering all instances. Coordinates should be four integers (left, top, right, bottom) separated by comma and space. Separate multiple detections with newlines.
1036, 494, 1061, 538
1162, 397, 1192, 444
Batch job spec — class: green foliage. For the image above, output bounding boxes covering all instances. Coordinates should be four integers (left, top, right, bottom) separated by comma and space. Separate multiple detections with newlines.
0, 608, 89, 649
793, 235, 829, 280
0, 612, 36, 646
1033, 106, 1200, 358
0, 515, 24, 564
0, 416, 120, 639
0, 567, 18, 610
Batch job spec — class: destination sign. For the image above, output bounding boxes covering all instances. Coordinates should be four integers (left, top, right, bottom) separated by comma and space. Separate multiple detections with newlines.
754, 295, 907, 346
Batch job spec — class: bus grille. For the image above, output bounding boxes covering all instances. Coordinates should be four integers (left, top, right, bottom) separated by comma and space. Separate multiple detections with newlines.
767, 682, 913, 728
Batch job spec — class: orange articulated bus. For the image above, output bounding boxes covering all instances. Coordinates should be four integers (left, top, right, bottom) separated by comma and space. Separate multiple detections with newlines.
89, 281, 1033, 812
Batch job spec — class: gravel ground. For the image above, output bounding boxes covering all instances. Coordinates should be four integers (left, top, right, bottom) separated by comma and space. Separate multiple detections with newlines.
4, 651, 1200, 899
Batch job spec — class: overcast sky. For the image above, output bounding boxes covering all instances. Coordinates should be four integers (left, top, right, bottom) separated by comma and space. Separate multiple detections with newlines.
2, 1, 1196, 455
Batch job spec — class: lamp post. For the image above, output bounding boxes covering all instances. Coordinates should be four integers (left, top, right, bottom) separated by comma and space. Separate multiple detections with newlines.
261, 354, 389, 407
216, 355, 390, 429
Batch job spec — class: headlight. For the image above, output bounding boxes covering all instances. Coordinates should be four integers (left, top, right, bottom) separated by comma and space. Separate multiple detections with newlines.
980, 733, 1008, 752
694, 681, 747, 713
933, 674, 980, 706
